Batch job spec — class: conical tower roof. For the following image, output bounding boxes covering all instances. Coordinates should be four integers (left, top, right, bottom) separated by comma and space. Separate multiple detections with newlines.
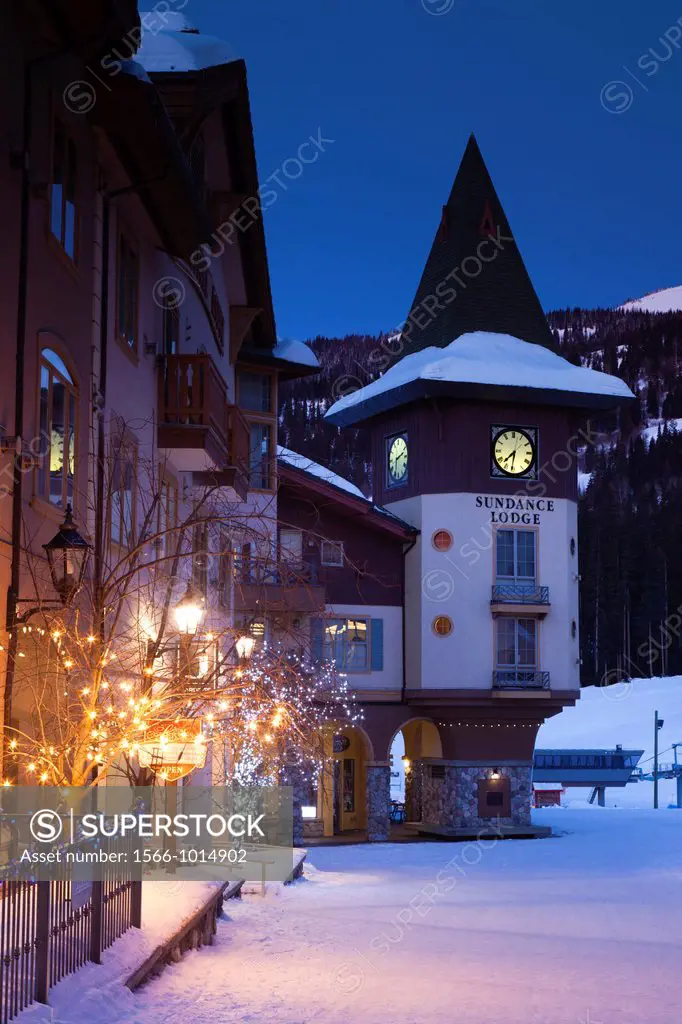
400, 135, 555, 356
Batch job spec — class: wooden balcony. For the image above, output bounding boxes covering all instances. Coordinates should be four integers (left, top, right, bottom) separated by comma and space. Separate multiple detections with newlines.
157, 355, 250, 498
233, 561, 326, 615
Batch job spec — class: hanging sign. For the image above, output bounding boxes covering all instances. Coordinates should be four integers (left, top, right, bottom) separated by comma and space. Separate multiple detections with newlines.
138, 719, 206, 781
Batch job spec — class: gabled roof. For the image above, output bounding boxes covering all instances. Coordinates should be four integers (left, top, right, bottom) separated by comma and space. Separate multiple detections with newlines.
400, 134, 555, 357
137, 17, 280, 357
325, 331, 635, 427
90, 63, 213, 260
277, 447, 417, 539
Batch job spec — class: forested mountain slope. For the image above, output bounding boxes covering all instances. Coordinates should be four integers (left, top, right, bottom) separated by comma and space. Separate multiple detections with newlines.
280, 294, 682, 685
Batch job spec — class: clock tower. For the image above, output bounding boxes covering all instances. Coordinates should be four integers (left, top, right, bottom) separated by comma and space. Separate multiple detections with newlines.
325, 135, 633, 837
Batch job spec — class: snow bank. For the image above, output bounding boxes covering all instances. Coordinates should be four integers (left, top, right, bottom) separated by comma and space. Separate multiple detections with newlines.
17, 880, 223, 1023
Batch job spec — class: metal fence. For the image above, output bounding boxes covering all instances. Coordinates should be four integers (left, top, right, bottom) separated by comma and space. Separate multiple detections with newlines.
0, 835, 141, 1023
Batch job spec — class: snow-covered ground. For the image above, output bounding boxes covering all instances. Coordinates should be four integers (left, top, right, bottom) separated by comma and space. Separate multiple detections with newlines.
17, 677, 682, 1024
538, 676, 682, 808
22, 810, 682, 1024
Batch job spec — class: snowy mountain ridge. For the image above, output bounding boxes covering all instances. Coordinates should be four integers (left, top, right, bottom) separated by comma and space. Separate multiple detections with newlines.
620, 284, 682, 314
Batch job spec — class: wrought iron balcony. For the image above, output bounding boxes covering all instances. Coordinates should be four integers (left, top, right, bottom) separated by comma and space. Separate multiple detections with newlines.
491, 584, 549, 604
492, 670, 551, 690
157, 354, 250, 497
490, 584, 550, 617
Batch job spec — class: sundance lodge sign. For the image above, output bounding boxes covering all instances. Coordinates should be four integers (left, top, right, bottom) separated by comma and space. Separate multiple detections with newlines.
475, 495, 557, 525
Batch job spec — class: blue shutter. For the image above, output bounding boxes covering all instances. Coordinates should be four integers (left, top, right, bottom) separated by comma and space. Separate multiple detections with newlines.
371, 618, 384, 671
311, 617, 324, 664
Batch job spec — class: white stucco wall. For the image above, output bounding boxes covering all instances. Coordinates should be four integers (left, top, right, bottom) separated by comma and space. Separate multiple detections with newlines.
387, 492, 580, 692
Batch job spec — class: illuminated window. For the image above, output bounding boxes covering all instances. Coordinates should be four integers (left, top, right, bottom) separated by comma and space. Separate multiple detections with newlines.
38, 349, 77, 508
324, 618, 369, 671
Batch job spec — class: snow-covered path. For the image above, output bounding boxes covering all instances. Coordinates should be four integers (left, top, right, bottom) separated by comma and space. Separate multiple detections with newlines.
33, 808, 682, 1024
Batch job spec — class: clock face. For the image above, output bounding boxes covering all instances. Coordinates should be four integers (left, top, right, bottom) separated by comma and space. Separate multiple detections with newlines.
387, 435, 408, 486
492, 427, 536, 478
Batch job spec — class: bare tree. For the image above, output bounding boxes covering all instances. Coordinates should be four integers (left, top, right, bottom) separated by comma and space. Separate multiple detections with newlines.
4, 423, 360, 789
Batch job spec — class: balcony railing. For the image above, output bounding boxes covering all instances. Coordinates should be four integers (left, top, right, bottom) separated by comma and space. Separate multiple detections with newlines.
241, 561, 319, 586
491, 584, 550, 605
233, 560, 325, 614
492, 670, 551, 690
157, 354, 249, 497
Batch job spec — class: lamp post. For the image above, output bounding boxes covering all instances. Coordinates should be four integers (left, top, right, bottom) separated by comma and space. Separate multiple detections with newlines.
654, 710, 664, 809
3, 505, 91, 780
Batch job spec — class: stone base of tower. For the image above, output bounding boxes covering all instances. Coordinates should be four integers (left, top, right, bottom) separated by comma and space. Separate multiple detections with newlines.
366, 761, 391, 841
415, 760, 532, 831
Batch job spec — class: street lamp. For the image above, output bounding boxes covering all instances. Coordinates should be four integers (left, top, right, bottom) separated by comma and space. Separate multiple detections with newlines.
654, 710, 665, 809
174, 583, 204, 637
236, 634, 255, 662
42, 505, 90, 604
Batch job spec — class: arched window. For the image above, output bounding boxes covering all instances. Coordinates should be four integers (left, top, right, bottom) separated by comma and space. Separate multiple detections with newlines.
38, 348, 77, 508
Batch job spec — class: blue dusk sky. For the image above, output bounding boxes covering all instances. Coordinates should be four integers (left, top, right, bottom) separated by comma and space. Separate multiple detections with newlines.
187, 0, 682, 339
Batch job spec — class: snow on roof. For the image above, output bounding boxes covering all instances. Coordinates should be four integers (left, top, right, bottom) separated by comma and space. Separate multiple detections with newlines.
277, 446, 365, 499
273, 339, 320, 369
325, 332, 634, 424
533, 782, 564, 791
620, 285, 682, 314
137, 12, 237, 72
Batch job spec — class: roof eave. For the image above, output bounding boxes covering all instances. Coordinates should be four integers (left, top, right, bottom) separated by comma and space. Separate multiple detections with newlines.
278, 463, 417, 539
239, 346, 320, 381
326, 379, 635, 428
91, 73, 213, 259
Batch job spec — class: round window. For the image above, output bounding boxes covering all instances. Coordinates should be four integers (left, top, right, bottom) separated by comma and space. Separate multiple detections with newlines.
432, 615, 453, 637
432, 530, 453, 552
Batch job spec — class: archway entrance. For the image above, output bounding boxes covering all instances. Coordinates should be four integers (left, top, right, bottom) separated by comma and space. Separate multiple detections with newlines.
308, 724, 374, 838
389, 719, 443, 824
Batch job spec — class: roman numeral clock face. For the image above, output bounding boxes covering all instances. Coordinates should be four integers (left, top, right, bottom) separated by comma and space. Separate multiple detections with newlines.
387, 434, 408, 486
491, 426, 537, 478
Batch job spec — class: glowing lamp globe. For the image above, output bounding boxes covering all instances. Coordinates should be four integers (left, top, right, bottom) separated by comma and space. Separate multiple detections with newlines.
236, 635, 255, 661
174, 584, 204, 636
